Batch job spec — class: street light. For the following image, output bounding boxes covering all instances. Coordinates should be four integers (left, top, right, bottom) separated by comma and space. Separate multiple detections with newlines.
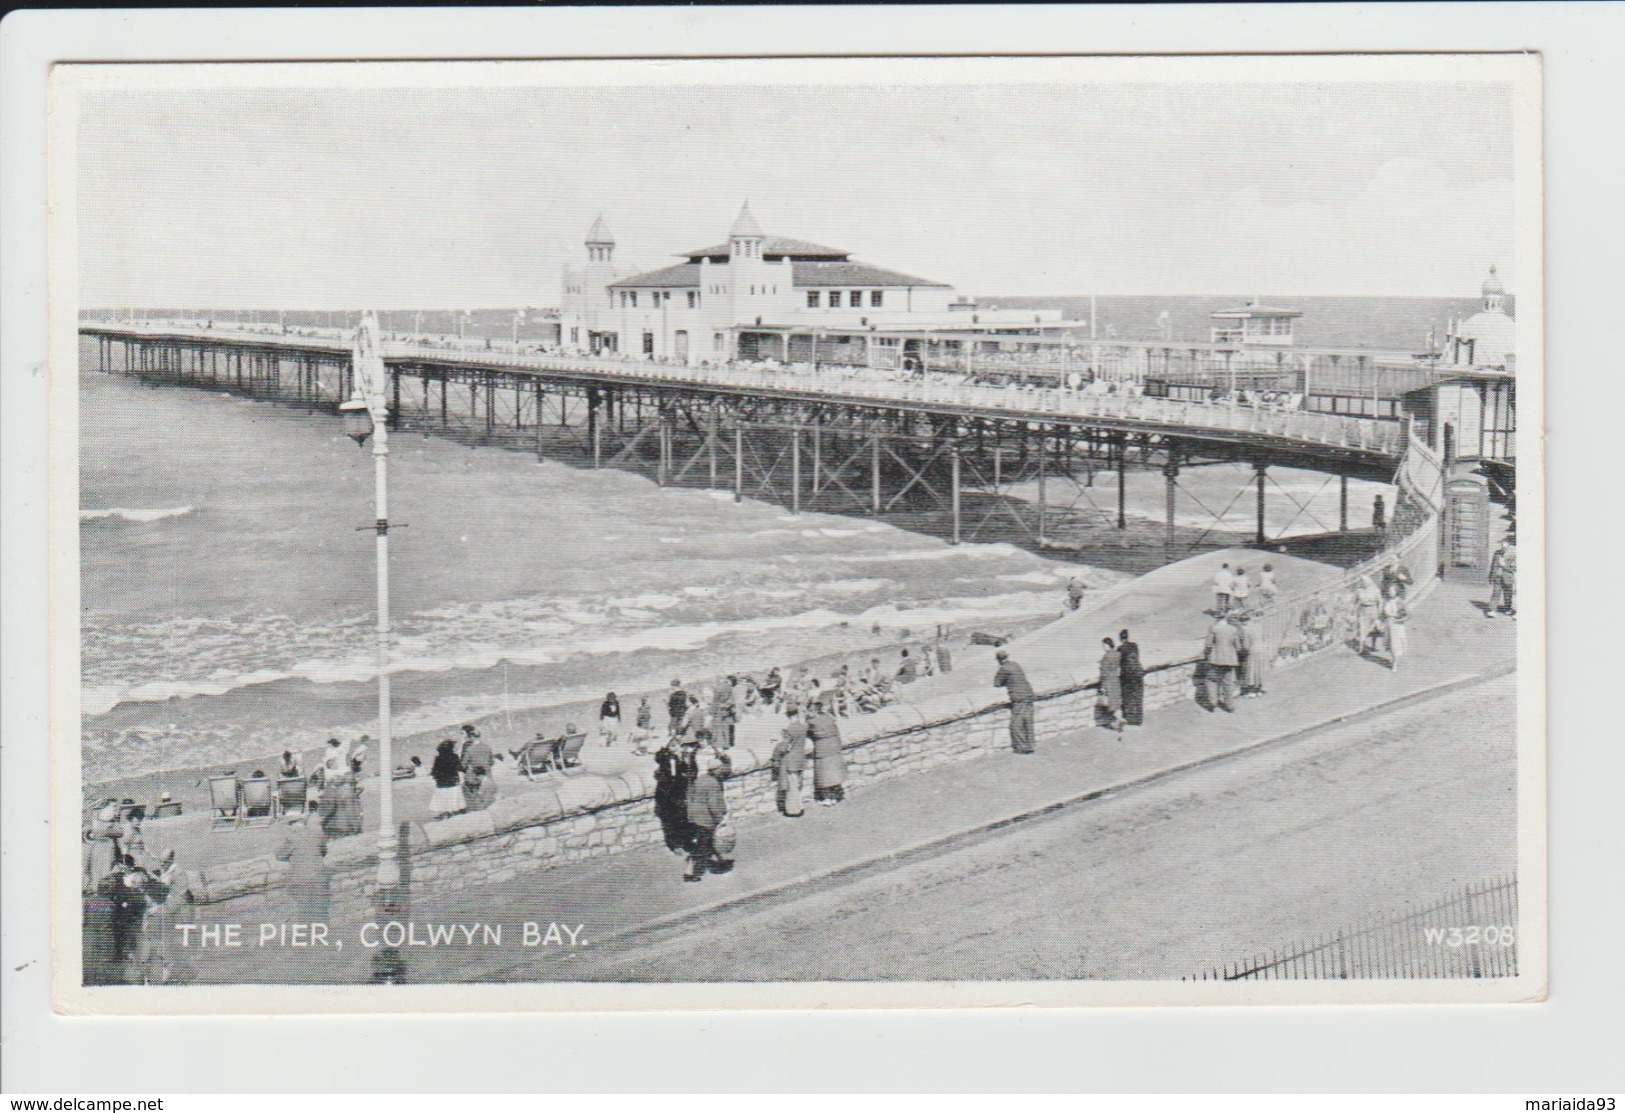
342, 310, 400, 904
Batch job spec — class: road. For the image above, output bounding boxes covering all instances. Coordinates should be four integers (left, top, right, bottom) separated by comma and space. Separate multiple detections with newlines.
549, 673, 1516, 982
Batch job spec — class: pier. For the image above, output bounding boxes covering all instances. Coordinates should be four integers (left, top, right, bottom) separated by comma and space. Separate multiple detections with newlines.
81, 320, 1509, 557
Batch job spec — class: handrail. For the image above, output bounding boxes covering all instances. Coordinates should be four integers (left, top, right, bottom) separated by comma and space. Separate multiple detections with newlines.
1246, 424, 1442, 672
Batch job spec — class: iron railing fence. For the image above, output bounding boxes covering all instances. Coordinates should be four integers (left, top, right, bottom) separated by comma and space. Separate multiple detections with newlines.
1190, 876, 1519, 980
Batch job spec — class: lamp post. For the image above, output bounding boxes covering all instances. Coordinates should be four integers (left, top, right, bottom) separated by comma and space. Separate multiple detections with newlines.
340, 310, 400, 902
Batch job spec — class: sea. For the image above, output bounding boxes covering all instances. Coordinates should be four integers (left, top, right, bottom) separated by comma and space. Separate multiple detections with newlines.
78, 341, 1118, 785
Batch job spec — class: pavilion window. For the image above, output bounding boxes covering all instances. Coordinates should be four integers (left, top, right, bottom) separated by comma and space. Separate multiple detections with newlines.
829, 291, 842, 308
850, 291, 862, 307
687, 291, 699, 309
807, 291, 821, 308
870, 290, 884, 307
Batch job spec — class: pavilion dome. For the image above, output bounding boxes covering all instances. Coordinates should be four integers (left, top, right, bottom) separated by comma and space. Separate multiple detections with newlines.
1481, 264, 1505, 297
585, 215, 615, 247
1455, 309, 1516, 368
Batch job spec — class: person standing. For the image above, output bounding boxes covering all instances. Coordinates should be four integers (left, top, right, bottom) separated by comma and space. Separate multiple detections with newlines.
459, 725, 492, 776
1257, 563, 1278, 602
1230, 567, 1251, 614
1203, 613, 1242, 712
683, 755, 729, 882
1096, 636, 1124, 732
1066, 577, 1086, 612
635, 695, 653, 732
710, 679, 737, 749
274, 817, 331, 921
666, 679, 689, 737
652, 740, 691, 854
935, 637, 954, 675
598, 692, 622, 745
992, 649, 1037, 754
1236, 613, 1267, 698
1381, 584, 1410, 669
771, 708, 809, 818
1354, 574, 1383, 654
428, 739, 464, 818
808, 701, 848, 806
896, 648, 918, 685
319, 737, 348, 783
1372, 494, 1387, 533
1117, 628, 1145, 726
1212, 562, 1234, 615
1489, 540, 1517, 617
347, 735, 371, 778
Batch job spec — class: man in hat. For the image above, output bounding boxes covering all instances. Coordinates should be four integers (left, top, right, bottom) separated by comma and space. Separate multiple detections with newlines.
1203, 612, 1242, 712
457, 725, 496, 811
459, 724, 492, 777
667, 678, 689, 737
683, 753, 729, 882
992, 649, 1037, 754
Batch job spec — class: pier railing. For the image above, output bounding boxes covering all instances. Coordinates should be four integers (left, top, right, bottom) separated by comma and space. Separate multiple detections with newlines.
1248, 422, 1441, 671
84, 320, 1407, 461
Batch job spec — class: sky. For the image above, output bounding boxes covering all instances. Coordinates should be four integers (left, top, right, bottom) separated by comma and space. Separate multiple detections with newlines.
74, 70, 1519, 308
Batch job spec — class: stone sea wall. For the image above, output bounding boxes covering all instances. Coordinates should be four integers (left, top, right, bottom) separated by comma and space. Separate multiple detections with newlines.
183, 655, 1203, 909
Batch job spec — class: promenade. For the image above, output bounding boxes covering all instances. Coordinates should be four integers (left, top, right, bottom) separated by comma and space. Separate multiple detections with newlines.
163, 577, 1515, 985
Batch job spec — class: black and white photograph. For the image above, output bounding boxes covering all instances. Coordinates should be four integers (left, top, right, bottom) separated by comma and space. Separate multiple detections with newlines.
49, 50, 1543, 1011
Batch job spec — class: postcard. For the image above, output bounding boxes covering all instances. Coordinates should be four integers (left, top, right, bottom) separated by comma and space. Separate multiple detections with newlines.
49, 51, 1544, 1014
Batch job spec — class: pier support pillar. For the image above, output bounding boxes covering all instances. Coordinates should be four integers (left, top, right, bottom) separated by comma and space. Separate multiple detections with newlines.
811, 419, 822, 498
1117, 433, 1128, 530
791, 427, 802, 515
657, 406, 671, 487
536, 386, 547, 462
707, 401, 718, 488
588, 389, 601, 468
1339, 473, 1349, 532
871, 434, 882, 515
1254, 462, 1269, 545
951, 442, 962, 545
1036, 432, 1047, 542
1163, 459, 1180, 563
734, 426, 744, 503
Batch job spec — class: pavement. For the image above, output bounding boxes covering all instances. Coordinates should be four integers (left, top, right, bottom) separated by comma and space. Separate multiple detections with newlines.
161, 576, 1516, 985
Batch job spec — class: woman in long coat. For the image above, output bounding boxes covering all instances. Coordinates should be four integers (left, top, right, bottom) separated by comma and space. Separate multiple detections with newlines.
1117, 629, 1145, 726
1096, 637, 1124, 732
428, 739, 464, 818
771, 709, 809, 817
1237, 614, 1268, 697
807, 702, 847, 806
598, 692, 621, 745
652, 742, 690, 853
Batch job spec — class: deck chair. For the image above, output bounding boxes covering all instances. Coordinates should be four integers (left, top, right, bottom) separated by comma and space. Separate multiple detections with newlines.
556, 732, 588, 770
514, 739, 558, 781
151, 800, 183, 819
275, 776, 308, 818
239, 777, 278, 827
207, 776, 241, 830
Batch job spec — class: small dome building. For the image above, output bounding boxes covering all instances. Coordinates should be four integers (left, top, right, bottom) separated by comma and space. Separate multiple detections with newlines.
1444, 265, 1515, 370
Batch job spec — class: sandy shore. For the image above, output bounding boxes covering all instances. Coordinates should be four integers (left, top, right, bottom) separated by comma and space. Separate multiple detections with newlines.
83, 612, 1061, 818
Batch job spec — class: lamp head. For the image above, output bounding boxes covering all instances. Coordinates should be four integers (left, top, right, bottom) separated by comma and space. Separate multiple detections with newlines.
340, 397, 373, 446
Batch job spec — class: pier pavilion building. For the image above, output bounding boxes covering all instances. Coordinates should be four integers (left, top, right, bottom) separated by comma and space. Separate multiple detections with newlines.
1386, 265, 1517, 471
559, 203, 1076, 367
